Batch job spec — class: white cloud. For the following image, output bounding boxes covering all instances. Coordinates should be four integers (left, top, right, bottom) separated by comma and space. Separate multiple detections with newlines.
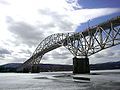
69, 8, 120, 24
0, 0, 119, 65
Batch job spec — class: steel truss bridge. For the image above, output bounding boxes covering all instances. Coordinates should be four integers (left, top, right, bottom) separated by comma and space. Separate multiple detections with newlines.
19, 16, 120, 72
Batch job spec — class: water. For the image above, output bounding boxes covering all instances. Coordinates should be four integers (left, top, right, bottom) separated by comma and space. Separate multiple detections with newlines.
0, 70, 120, 90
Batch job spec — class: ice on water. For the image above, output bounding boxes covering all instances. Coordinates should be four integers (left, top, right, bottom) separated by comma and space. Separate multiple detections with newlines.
0, 70, 120, 90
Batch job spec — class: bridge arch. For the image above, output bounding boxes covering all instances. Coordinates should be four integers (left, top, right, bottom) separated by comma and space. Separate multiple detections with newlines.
19, 16, 120, 73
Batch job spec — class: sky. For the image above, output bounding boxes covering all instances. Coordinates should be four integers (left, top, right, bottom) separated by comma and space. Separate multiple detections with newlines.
0, 0, 120, 65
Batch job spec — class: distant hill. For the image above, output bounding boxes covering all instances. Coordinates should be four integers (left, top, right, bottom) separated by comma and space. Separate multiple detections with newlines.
0, 63, 22, 68
0, 63, 73, 72
0, 63, 22, 72
90, 61, 120, 70
0, 61, 120, 72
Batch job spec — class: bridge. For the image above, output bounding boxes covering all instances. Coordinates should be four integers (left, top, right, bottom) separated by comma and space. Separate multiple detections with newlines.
17, 16, 120, 74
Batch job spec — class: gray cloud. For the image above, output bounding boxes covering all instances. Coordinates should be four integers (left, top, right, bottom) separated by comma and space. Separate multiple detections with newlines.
8, 20, 44, 47
90, 45, 120, 64
51, 51, 70, 60
93, 46, 120, 58
0, 48, 11, 58
6, 16, 14, 23
41, 47, 73, 64
38, 9, 74, 32
0, 48, 11, 55
42, 50, 70, 61
50, 47, 72, 60
17, 49, 32, 54
12, 57, 27, 63
0, 54, 5, 58
0, 0, 10, 5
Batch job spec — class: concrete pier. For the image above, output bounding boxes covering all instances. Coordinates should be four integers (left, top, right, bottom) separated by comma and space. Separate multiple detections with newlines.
23, 67, 29, 73
31, 65, 40, 73
73, 57, 90, 74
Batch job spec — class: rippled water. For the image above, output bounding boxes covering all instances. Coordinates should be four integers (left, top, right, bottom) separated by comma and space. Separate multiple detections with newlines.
0, 70, 120, 90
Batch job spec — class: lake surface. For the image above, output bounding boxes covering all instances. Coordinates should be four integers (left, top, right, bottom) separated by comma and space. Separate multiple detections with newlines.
0, 70, 120, 90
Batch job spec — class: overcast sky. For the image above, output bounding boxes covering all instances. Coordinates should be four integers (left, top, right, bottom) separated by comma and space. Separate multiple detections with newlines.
0, 0, 120, 65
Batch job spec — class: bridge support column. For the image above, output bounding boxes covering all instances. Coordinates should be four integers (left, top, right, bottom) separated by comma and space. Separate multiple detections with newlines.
31, 65, 40, 73
23, 68, 29, 73
73, 57, 90, 74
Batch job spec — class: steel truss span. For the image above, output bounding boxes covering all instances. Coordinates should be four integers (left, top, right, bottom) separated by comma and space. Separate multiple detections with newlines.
22, 16, 120, 69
